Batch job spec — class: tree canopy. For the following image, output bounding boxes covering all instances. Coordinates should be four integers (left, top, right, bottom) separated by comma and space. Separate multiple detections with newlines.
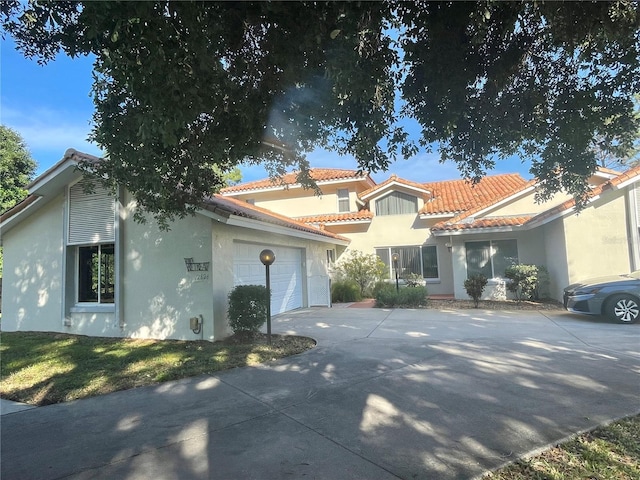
0, 125, 37, 213
2, 1, 639, 223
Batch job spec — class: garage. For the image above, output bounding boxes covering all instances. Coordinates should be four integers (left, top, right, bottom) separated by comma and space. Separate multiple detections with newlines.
233, 242, 304, 314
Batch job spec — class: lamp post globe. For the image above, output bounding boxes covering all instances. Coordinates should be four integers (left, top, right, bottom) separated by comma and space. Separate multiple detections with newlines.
259, 249, 275, 344
391, 253, 399, 292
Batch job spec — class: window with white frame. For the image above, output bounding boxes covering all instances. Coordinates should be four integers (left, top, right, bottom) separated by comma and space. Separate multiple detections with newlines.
465, 240, 518, 279
67, 180, 117, 306
78, 244, 115, 303
337, 189, 350, 212
326, 249, 335, 264
375, 191, 418, 216
376, 245, 439, 280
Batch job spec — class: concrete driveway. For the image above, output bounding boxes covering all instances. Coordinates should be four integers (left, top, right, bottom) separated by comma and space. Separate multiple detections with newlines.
1, 307, 639, 479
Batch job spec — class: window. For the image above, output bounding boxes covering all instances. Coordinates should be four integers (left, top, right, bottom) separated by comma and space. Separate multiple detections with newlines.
376, 245, 439, 280
78, 244, 115, 303
337, 189, 350, 213
326, 249, 335, 264
465, 240, 518, 279
66, 180, 118, 310
375, 191, 418, 216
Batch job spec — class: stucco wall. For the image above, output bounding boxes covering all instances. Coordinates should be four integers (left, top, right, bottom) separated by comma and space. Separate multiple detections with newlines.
542, 220, 569, 301
563, 190, 630, 284
337, 214, 454, 295
487, 190, 573, 217
1, 195, 65, 333
119, 196, 215, 341
450, 229, 547, 300
235, 182, 367, 217
2, 190, 334, 342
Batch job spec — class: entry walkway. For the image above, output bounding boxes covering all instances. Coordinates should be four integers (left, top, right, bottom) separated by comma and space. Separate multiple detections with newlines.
2, 307, 639, 479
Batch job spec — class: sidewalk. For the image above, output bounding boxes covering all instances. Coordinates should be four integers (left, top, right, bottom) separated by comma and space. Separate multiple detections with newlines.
0, 398, 36, 415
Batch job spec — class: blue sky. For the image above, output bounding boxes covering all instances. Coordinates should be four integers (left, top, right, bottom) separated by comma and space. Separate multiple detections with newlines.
2, 36, 533, 184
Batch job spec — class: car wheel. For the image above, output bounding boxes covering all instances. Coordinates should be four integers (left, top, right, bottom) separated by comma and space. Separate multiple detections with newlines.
605, 295, 640, 324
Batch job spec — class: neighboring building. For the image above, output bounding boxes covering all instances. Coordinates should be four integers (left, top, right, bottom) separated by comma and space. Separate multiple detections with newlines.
222, 166, 640, 301
0, 150, 348, 341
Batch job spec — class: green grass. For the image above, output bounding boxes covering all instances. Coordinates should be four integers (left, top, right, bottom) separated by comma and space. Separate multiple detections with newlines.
485, 415, 640, 479
0, 331, 314, 405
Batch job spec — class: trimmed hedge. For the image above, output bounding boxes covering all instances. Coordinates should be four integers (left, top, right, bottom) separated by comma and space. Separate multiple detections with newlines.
227, 284, 269, 333
375, 284, 428, 307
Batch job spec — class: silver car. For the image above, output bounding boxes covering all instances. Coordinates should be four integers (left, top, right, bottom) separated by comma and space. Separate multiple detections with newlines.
563, 271, 640, 324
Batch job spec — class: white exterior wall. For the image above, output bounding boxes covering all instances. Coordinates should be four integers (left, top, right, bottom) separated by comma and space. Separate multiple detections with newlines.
209, 222, 335, 338
562, 191, 631, 284
450, 229, 547, 300
2, 190, 334, 342
119, 195, 215, 341
1, 195, 65, 333
337, 214, 454, 295
542, 220, 569, 301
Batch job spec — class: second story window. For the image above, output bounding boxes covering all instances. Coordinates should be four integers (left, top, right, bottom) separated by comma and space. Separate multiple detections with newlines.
337, 189, 350, 212
375, 191, 418, 216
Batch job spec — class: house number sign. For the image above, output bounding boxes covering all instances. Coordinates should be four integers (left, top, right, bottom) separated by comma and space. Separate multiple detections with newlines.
184, 258, 210, 281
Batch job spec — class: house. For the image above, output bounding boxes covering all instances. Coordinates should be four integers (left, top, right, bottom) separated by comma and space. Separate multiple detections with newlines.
222, 165, 640, 302
0, 150, 348, 341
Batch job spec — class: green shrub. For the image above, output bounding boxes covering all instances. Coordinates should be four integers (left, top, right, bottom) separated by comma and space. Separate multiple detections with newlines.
504, 264, 539, 301
331, 280, 362, 303
333, 250, 387, 297
375, 283, 399, 307
535, 265, 550, 299
375, 284, 428, 307
227, 285, 269, 333
399, 285, 428, 306
464, 274, 488, 307
371, 281, 389, 298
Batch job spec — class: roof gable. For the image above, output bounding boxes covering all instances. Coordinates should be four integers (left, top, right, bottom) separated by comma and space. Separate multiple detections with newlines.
359, 174, 431, 201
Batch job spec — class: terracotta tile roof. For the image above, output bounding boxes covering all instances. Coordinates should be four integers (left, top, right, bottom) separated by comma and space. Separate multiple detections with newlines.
433, 164, 640, 232
221, 168, 372, 194
432, 216, 533, 232
421, 174, 530, 215
296, 210, 374, 224
608, 163, 640, 187
359, 174, 430, 199
204, 194, 349, 242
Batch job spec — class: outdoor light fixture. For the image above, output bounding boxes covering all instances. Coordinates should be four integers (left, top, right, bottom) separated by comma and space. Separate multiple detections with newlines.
392, 252, 399, 292
445, 242, 452, 252
259, 249, 275, 344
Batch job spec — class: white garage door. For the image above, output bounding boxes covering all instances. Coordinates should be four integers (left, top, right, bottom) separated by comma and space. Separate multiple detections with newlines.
233, 242, 304, 314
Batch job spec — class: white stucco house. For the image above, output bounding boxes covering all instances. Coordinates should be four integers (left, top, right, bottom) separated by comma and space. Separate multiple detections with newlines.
222, 164, 640, 302
0, 150, 348, 341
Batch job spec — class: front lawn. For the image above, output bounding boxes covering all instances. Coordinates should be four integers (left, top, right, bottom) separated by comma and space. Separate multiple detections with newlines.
485, 414, 640, 479
0, 331, 314, 405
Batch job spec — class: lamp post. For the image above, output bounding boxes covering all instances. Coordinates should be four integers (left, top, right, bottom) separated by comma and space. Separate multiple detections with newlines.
392, 252, 399, 292
259, 249, 275, 345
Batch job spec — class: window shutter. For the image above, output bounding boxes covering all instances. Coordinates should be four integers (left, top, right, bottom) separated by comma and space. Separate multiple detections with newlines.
68, 181, 116, 245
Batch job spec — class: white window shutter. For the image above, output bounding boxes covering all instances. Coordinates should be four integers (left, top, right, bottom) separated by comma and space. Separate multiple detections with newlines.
68, 181, 116, 245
